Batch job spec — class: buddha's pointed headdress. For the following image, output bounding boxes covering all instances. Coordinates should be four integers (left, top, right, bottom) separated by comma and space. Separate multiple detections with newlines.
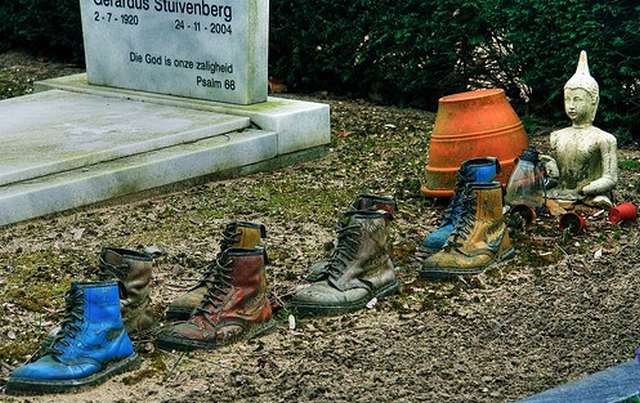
564, 50, 599, 98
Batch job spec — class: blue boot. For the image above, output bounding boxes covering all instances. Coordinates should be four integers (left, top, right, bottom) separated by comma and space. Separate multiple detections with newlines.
7, 281, 138, 395
418, 157, 500, 254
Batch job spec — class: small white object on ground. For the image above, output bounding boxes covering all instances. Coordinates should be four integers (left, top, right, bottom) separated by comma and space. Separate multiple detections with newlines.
594, 249, 603, 259
288, 314, 296, 331
366, 297, 378, 309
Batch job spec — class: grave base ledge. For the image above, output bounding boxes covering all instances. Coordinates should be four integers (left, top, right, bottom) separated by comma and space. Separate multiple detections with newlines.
35, 73, 331, 156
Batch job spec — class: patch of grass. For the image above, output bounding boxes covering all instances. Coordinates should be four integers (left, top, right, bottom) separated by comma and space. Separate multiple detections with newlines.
619, 159, 640, 171
0, 336, 38, 363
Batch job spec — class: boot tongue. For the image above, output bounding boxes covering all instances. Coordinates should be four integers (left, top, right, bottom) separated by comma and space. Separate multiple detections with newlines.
234, 223, 265, 249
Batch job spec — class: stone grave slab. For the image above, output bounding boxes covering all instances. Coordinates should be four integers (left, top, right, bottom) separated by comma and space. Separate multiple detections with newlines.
79, 0, 268, 104
0, 127, 283, 227
36, 73, 331, 155
0, 89, 250, 187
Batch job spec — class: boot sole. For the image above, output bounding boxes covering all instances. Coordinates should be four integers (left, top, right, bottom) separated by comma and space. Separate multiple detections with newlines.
156, 320, 277, 352
420, 248, 516, 279
286, 280, 401, 317
5, 353, 139, 395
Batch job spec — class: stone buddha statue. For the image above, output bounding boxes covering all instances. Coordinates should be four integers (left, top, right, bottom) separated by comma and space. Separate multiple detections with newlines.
543, 51, 618, 207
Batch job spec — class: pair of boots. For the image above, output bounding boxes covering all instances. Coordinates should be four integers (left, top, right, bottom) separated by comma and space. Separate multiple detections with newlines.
156, 222, 273, 351
419, 158, 515, 278
7, 248, 155, 394
288, 194, 401, 316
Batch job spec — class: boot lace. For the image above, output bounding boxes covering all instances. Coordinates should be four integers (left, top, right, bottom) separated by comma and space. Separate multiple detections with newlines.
445, 189, 477, 249
441, 171, 468, 226
196, 225, 241, 286
46, 287, 85, 357
325, 223, 362, 281
194, 252, 234, 325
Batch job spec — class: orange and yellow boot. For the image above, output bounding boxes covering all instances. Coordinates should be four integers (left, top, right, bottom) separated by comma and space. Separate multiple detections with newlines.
420, 182, 515, 278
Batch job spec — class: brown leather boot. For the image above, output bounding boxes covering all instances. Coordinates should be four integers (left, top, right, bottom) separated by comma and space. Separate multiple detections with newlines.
306, 194, 397, 282
166, 221, 266, 320
156, 248, 273, 351
420, 182, 515, 278
99, 248, 155, 333
290, 210, 400, 316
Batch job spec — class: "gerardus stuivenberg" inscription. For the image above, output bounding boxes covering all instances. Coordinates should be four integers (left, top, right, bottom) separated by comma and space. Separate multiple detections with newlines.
80, 0, 268, 104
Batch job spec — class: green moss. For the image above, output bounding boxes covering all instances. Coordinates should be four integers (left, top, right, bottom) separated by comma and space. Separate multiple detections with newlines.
0, 337, 38, 363
0, 252, 73, 312
122, 369, 158, 386
619, 159, 640, 171
239, 98, 288, 112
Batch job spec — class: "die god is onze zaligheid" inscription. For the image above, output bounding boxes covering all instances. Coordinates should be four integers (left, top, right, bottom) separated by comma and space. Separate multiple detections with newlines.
80, 0, 268, 105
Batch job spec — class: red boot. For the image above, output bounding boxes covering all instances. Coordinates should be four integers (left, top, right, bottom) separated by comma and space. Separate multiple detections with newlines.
156, 248, 272, 351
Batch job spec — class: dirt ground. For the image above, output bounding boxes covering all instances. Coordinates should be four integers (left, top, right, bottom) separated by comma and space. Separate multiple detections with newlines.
1, 51, 640, 402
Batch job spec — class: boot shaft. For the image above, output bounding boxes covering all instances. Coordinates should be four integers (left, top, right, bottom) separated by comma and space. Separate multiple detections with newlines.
351, 194, 397, 218
345, 211, 390, 258
438, 158, 500, 228
471, 182, 504, 222
199, 248, 269, 314
459, 157, 500, 184
76, 281, 123, 323
99, 248, 153, 302
227, 221, 266, 249
449, 182, 509, 255
327, 211, 391, 288
226, 248, 268, 291
100, 248, 153, 283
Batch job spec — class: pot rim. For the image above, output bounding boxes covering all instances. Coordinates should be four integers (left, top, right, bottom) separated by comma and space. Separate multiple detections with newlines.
439, 89, 504, 103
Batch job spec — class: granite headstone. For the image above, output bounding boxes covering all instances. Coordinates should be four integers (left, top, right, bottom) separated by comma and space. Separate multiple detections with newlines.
79, 0, 268, 104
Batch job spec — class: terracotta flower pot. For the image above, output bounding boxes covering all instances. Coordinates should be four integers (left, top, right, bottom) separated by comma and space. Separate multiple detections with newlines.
608, 202, 637, 224
421, 89, 529, 197
560, 212, 587, 234
510, 204, 537, 226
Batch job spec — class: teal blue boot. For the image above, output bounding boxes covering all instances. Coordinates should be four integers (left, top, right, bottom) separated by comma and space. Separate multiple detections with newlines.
6, 281, 138, 395
418, 157, 500, 254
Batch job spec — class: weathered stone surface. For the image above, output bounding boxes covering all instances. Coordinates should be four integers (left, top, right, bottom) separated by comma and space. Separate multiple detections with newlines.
36, 74, 331, 155
80, 0, 268, 104
0, 75, 331, 227
0, 89, 249, 186
0, 128, 278, 226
